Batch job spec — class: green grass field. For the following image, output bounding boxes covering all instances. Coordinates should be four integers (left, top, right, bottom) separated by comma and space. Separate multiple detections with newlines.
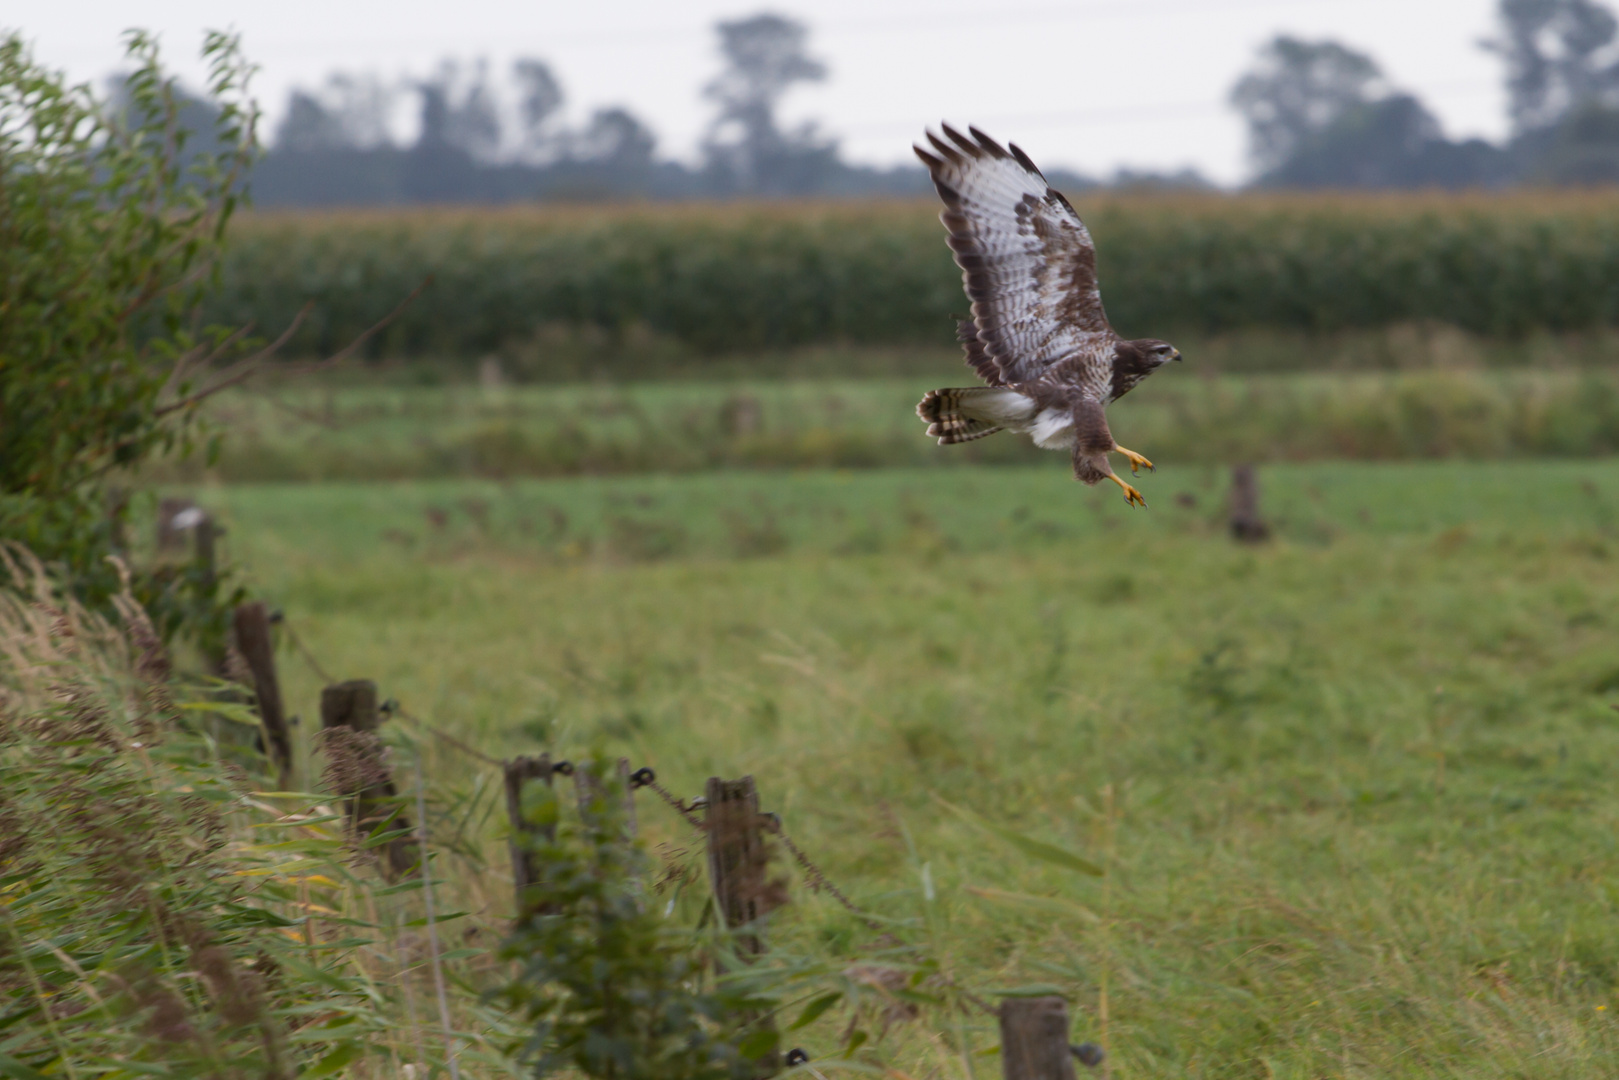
177, 459, 1619, 1078
154, 368, 1619, 484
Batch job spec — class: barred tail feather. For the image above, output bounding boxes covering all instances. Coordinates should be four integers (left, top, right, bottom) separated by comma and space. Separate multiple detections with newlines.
917, 387, 1031, 445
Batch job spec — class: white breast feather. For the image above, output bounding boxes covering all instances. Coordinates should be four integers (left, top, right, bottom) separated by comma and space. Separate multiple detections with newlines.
1028, 407, 1075, 450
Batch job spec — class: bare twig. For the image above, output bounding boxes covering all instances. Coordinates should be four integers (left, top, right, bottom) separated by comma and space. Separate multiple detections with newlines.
153, 272, 433, 419
152, 305, 311, 417
275, 274, 435, 376
160, 323, 253, 402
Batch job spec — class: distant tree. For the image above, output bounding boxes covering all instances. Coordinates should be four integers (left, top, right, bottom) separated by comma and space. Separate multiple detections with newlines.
273, 74, 398, 150
575, 107, 656, 169
1485, 0, 1619, 134
513, 57, 565, 160
701, 12, 839, 193
1265, 93, 1510, 188
276, 90, 346, 150
1233, 35, 1510, 189
415, 59, 502, 161
1230, 36, 1387, 173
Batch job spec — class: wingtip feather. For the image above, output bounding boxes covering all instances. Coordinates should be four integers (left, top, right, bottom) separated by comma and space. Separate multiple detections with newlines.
941, 122, 980, 158
968, 125, 1010, 159
1008, 142, 1045, 179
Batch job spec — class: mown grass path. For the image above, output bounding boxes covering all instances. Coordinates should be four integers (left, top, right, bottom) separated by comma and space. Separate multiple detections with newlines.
195, 461, 1619, 1077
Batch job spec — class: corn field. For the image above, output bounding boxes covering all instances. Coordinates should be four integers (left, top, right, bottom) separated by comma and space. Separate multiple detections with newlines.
208, 193, 1619, 363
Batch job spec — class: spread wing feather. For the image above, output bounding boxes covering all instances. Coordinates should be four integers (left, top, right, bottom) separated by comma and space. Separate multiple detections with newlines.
915, 124, 1112, 388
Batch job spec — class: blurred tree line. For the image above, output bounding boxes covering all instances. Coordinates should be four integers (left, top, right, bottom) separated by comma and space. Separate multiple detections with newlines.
228, 0, 1619, 204
1235, 0, 1619, 188
248, 12, 1155, 206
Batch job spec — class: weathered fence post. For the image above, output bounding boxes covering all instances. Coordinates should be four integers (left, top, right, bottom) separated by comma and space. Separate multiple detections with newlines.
156, 497, 197, 553
194, 513, 220, 589
1229, 464, 1270, 543
1000, 996, 1078, 1080
705, 775, 782, 1076
319, 679, 417, 879
232, 602, 293, 790
504, 754, 555, 916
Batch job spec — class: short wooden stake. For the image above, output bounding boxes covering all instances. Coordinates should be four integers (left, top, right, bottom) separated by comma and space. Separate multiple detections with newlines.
319, 679, 417, 879
504, 754, 555, 916
232, 602, 293, 790
1229, 463, 1271, 543
705, 775, 781, 1076
1000, 996, 1077, 1080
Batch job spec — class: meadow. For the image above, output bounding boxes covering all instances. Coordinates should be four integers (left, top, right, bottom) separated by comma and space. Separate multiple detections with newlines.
153, 366, 1619, 484
171, 458, 1619, 1078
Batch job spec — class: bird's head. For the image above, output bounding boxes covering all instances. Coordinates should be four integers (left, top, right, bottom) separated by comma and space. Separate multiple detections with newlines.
1131, 338, 1182, 368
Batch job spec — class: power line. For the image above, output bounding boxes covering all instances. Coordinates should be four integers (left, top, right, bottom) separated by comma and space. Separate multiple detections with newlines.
839, 78, 1499, 139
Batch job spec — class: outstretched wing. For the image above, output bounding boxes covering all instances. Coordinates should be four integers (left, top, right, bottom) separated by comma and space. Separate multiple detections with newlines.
915, 124, 1112, 388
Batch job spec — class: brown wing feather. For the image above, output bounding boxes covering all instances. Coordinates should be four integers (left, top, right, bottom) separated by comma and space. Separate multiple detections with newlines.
956, 318, 997, 383
915, 124, 1114, 390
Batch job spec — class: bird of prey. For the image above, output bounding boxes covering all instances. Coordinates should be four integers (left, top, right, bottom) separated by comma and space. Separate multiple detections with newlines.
913, 124, 1181, 507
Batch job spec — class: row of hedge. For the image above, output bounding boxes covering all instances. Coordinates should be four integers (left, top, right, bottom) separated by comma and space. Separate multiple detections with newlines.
206, 194, 1619, 360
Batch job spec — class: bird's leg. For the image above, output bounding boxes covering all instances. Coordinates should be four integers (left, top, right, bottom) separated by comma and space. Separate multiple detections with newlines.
1107, 472, 1147, 508
1112, 445, 1155, 475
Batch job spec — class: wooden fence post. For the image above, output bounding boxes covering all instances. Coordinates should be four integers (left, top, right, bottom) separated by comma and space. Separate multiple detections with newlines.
194, 513, 219, 589
705, 775, 781, 1076
504, 754, 555, 916
156, 497, 197, 553
1000, 996, 1077, 1080
320, 679, 417, 879
1229, 464, 1270, 543
233, 602, 293, 790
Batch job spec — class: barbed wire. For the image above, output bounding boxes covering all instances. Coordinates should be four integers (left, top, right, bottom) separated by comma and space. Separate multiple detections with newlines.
388, 704, 504, 768
275, 614, 877, 930
276, 613, 335, 685
632, 769, 708, 831
761, 814, 883, 932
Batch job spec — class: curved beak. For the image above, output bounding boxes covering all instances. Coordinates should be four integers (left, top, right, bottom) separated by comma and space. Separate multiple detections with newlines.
1171, 349, 1182, 362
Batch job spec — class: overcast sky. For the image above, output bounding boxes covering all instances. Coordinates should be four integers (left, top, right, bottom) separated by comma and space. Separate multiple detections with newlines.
20, 0, 1511, 185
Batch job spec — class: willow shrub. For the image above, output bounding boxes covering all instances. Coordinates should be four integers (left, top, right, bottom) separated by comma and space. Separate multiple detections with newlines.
0, 31, 253, 645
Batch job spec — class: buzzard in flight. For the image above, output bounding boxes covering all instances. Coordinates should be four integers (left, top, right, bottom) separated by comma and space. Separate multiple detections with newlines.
914, 124, 1180, 507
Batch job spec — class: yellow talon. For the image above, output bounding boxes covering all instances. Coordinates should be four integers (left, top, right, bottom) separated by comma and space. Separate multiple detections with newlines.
1108, 474, 1148, 508
1114, 445, 1155, 475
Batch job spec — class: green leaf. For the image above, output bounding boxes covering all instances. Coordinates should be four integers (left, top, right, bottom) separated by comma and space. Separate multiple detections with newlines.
935, 796, 1103, 876
964, 886, 1100, 922
298, 1042, 364, 1079
738, 1027, 780, 1060
0, 1054, 50, 1080
789, 991, 843, 1030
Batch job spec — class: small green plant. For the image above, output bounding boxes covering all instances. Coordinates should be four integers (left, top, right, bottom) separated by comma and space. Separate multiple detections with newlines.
497, 760, 778, 1080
